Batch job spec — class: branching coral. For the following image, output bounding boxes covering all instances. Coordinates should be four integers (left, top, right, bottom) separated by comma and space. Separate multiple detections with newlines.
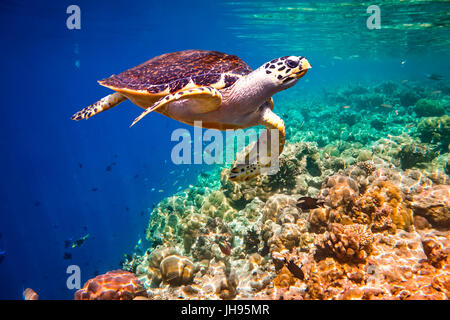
316, 223, 374, 263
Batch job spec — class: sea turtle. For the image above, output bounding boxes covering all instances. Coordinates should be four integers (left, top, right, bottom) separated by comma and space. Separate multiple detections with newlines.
71, 49, 311, 181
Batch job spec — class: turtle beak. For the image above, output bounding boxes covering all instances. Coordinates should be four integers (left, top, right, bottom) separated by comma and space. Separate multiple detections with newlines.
295, 58, 311, 79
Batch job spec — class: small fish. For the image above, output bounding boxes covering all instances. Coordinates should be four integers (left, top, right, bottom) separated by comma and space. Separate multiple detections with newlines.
125, 207, 129, 212
332, 56, 343, 60
285, 259, 304, 280
343, 105, 351, 109
72, 234, 89, 248
430, 90, 441, 96
425, 73, 443, 81
169, 170, 175, 175
34, 201, 41, 207
91, 187, 98, 192
401, 60, 407, 65
380, 103, 393, 108
151, 188, 155, 192
133, 174, 139, 179
394, 110, 399, 116
23, 288, 39, 300
106, 165, 112, 172
78, 163, 83, 168
296, 197, 325, 211
63, 252, 72, 260
401, 80, 409, 84
158, 189, 164, 193
405, 123, 416, 128
218, 239, 231, 256
173, 180, 178, 186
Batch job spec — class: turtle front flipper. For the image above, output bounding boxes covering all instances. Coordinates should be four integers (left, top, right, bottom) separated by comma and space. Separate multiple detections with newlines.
71, 92, 127, 121
130, 87, 222, 127
229, 108, 285, 182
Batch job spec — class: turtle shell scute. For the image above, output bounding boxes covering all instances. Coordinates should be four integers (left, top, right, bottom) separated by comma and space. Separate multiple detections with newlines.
100, 50, 252, 94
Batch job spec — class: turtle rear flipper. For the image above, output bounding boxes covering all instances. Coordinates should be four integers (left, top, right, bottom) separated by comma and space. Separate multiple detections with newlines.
229, 108, 285, 182
71, 92, 127, 121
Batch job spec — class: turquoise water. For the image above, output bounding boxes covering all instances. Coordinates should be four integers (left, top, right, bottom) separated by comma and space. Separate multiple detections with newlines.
0, 0, 448, 300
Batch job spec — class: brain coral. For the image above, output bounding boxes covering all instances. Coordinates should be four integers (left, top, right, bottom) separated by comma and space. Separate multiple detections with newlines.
74, 270, 146, 300
320, 175, 359, 209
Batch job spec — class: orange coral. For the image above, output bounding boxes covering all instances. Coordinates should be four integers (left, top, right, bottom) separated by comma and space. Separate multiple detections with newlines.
308, 207, 330, 232
23, 288, 38, 300
74, 270, 146, 300
316, 223, 374, 263
273, 266, 297, 288
355, 179, 413, 232
421, 233, 450, 268
321, 175, 359, 208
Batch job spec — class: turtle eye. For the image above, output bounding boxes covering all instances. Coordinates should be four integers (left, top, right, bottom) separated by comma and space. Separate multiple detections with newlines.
286, 59, 299, 68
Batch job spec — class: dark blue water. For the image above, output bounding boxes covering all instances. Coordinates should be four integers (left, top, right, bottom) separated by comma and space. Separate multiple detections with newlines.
0, 0, 448, 299
0, 0, 235, 300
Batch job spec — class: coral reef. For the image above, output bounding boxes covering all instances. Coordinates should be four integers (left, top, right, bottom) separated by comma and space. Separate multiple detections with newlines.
102, 80, 450, 300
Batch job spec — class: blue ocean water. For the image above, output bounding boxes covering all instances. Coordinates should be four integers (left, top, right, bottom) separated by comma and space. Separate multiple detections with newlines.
0, 0, 448, 299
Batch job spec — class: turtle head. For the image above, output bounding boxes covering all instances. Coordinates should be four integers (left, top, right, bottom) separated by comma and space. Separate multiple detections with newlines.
262, 56, 311, 89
